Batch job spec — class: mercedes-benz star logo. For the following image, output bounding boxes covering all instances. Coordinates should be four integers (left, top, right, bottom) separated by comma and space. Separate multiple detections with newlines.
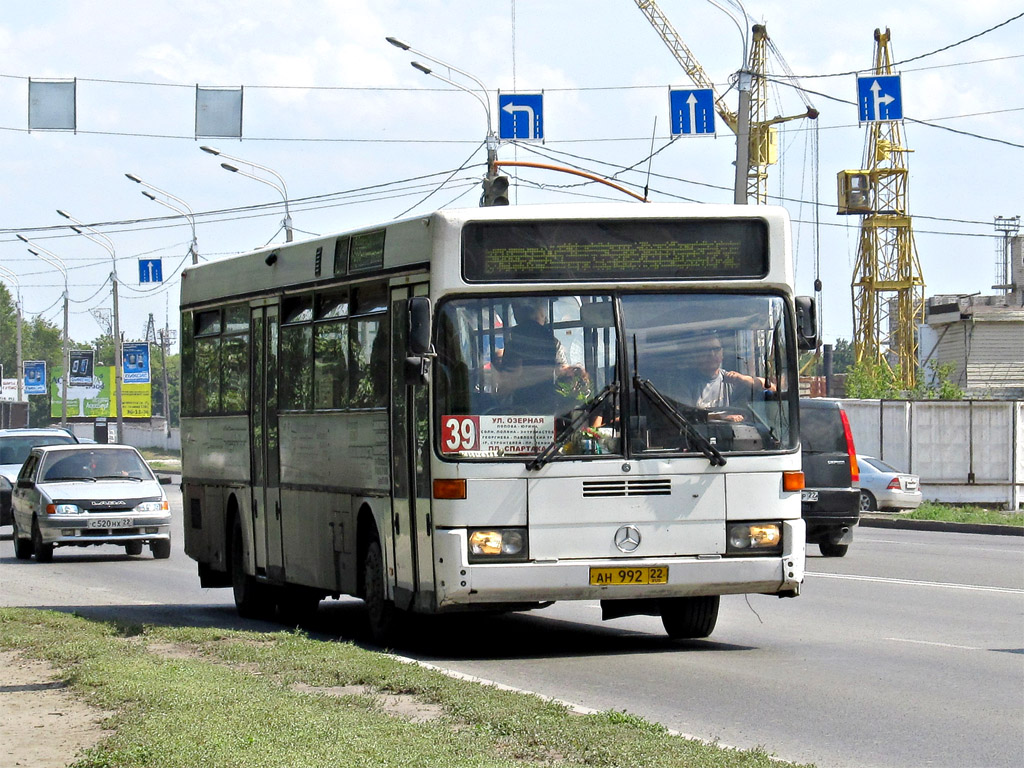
614, 525, 641, 553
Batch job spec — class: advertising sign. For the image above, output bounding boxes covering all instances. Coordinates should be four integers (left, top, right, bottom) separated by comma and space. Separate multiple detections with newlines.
23, 361, 47, 395
50, 366, 152, 419
122, 341, 151, 384
69, 350, 95, 386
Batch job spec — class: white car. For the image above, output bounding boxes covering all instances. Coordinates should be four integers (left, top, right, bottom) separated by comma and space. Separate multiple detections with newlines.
11, 444, 171, 562
0, 428, 79, 526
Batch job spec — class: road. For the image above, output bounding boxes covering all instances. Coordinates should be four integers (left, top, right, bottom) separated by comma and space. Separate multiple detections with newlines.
1, 485, 1021, 768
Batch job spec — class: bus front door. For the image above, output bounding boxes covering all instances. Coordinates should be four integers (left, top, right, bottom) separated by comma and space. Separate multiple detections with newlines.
250, 305, 284, 581
389, 288, 434, 611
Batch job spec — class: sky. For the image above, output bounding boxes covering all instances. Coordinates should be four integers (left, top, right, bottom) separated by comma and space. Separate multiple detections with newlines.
1, 0, 1022, 356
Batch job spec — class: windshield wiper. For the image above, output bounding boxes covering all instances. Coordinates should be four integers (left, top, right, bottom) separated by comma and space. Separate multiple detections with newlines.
632, 375, 726, 467
95, 475, 143, 481
45, 476, 96, 483
527, 382, 619, 471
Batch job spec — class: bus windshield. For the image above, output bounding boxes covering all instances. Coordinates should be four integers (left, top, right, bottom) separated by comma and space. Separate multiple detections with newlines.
435, 292, 796, 461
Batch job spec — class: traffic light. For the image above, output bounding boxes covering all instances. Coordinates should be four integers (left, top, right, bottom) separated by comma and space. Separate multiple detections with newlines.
480, 174, 510, 207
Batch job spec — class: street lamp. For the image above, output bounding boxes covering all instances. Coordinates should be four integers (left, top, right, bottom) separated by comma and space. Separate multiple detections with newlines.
125, 174, 199, 264
704, 0, 752, 204
16, 234, 69, 427
386, 36, 502, 196
56, 210, 123, 443
0, 266, 24, 402
199, 146, 293, 242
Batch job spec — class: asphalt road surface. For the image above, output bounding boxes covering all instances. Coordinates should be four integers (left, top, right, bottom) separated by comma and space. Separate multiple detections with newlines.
1, 486, 1021, 768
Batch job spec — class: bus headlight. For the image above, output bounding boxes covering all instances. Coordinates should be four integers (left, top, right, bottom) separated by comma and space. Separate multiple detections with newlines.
726, 523, 782, 554
468, 528, 527, 563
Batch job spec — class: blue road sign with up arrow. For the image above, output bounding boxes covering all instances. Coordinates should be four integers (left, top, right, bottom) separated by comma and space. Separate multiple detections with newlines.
139, 258, 163, 283
857, 75, 903, 121
669, 88, 716, 136
498, 93, 544, 141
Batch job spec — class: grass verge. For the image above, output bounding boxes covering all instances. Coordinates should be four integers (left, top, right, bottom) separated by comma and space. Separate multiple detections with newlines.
905, 501, 1024, 527
0, 608, 812, 768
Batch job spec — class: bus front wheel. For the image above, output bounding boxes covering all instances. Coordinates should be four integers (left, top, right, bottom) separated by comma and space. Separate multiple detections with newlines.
363, 539, 399, 643
660, 595, 720, 639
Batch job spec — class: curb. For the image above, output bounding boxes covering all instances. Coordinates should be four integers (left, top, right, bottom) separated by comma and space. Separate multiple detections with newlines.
859, 513, 1023, 537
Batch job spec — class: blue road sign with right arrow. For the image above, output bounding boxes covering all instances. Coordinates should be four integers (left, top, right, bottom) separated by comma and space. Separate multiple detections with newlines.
857, 75, 903, 122
669, 88, 716, 136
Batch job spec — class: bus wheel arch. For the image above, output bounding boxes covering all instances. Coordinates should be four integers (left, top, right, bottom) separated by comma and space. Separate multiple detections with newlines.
228, 496, 274, 619
357, 503, 399, 643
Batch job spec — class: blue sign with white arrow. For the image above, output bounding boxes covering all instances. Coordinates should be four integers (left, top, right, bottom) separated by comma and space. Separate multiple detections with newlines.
857, 75, 903, 122
138, 258, 163, 283
669, 88, 716, 136
498, 93, 544, 141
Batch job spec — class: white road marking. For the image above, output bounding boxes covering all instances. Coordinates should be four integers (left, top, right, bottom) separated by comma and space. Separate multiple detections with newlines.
806, 571, 1024, 595
885, 637, 982, 651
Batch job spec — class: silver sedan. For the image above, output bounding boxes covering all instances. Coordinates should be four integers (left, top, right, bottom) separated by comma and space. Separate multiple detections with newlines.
10, 444, 171, 562
857, 455, 923, 512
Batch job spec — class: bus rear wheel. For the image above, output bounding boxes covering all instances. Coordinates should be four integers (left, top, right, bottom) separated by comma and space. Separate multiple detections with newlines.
231, 516, 275, 619
363, 539, 399, 643
660, 595, 720, 639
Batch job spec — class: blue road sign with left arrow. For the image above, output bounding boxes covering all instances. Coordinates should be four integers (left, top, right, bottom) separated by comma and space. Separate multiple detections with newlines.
498, 93, 544, 141
669, 88, 716, 136
857, 75, 903, 121
139, 258, 163, 283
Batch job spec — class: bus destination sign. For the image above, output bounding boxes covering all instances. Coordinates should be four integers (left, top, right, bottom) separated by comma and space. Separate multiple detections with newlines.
462, 219, 768, 282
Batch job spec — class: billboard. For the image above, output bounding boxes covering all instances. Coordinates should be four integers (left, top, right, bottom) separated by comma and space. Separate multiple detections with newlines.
122, 341, 151, 384
24, 361, 47, 395
50, 365, 152, 418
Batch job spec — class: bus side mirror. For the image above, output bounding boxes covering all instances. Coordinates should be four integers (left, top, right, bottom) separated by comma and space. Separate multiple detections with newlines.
795, 296, 819, 350
406, 296, 434, 385
408, 296, 432, 356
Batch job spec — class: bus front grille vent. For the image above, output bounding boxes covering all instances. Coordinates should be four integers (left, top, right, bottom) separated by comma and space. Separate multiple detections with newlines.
582, 479, 672, 498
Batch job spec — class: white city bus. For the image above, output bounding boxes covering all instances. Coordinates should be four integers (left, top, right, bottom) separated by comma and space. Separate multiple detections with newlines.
180, 202, 816, 641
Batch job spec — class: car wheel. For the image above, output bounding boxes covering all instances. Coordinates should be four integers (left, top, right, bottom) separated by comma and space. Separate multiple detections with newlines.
819, 541, 849, 557
12, 518, 33, 560
363, 538, 400, 643
859, 490, 876, 512
660, 595, 720, 639
31, 517, 54, 563
150, 540, 171, 559
230, 516, 274, 619
125, 541, 144, 556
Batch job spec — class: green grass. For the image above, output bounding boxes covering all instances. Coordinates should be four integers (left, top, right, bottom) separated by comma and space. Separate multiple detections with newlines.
0, 608, 813, 768
905, 501, 1024, 527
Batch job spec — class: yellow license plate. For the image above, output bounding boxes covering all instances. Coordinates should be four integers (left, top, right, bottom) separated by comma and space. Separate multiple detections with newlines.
589, 566, 668, 586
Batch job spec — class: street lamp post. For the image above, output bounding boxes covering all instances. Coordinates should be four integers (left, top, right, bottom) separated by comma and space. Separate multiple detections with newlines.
705, 0, 752, 204
0, 266, 24, 402
199, 146, 293, 242
125, 174, 199, 264
56, 211, 123, 443
386, 37, 501, 194
16, 235, 69, 427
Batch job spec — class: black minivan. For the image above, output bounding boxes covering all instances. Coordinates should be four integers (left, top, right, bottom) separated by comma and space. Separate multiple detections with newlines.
799, 398, 860, 557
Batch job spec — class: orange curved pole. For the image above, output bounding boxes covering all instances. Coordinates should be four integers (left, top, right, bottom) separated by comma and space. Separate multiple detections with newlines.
494, 161, 649, 203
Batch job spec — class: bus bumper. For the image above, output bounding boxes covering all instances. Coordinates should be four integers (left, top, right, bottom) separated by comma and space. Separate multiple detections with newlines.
433, 518, 805, 607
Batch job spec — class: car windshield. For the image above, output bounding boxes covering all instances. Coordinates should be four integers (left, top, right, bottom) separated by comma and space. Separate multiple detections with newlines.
863, 457, 899, 473
41, 449, 154, 482
435, 292, 796, 461
0, 435, 75, 466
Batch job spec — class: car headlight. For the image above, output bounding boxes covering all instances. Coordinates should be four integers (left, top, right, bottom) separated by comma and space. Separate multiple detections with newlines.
726, 522, 783, 555
468, 527, 528, 563
135, 500, 170, 513
46, 503, 82, 515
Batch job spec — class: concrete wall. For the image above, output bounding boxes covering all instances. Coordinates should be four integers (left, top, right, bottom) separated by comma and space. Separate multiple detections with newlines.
842, 399, 1023, 510
69, 419, 181, 452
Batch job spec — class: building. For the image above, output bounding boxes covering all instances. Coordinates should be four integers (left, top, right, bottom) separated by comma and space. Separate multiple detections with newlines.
920, 235, 1024, 398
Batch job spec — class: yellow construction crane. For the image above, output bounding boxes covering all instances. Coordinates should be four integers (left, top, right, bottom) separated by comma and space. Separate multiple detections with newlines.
633, 0, 817, 204
838, 28, 925, 387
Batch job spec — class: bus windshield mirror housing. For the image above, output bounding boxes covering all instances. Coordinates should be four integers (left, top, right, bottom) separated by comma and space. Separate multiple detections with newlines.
794, 296, 819, 350
406, 296, 434, 385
